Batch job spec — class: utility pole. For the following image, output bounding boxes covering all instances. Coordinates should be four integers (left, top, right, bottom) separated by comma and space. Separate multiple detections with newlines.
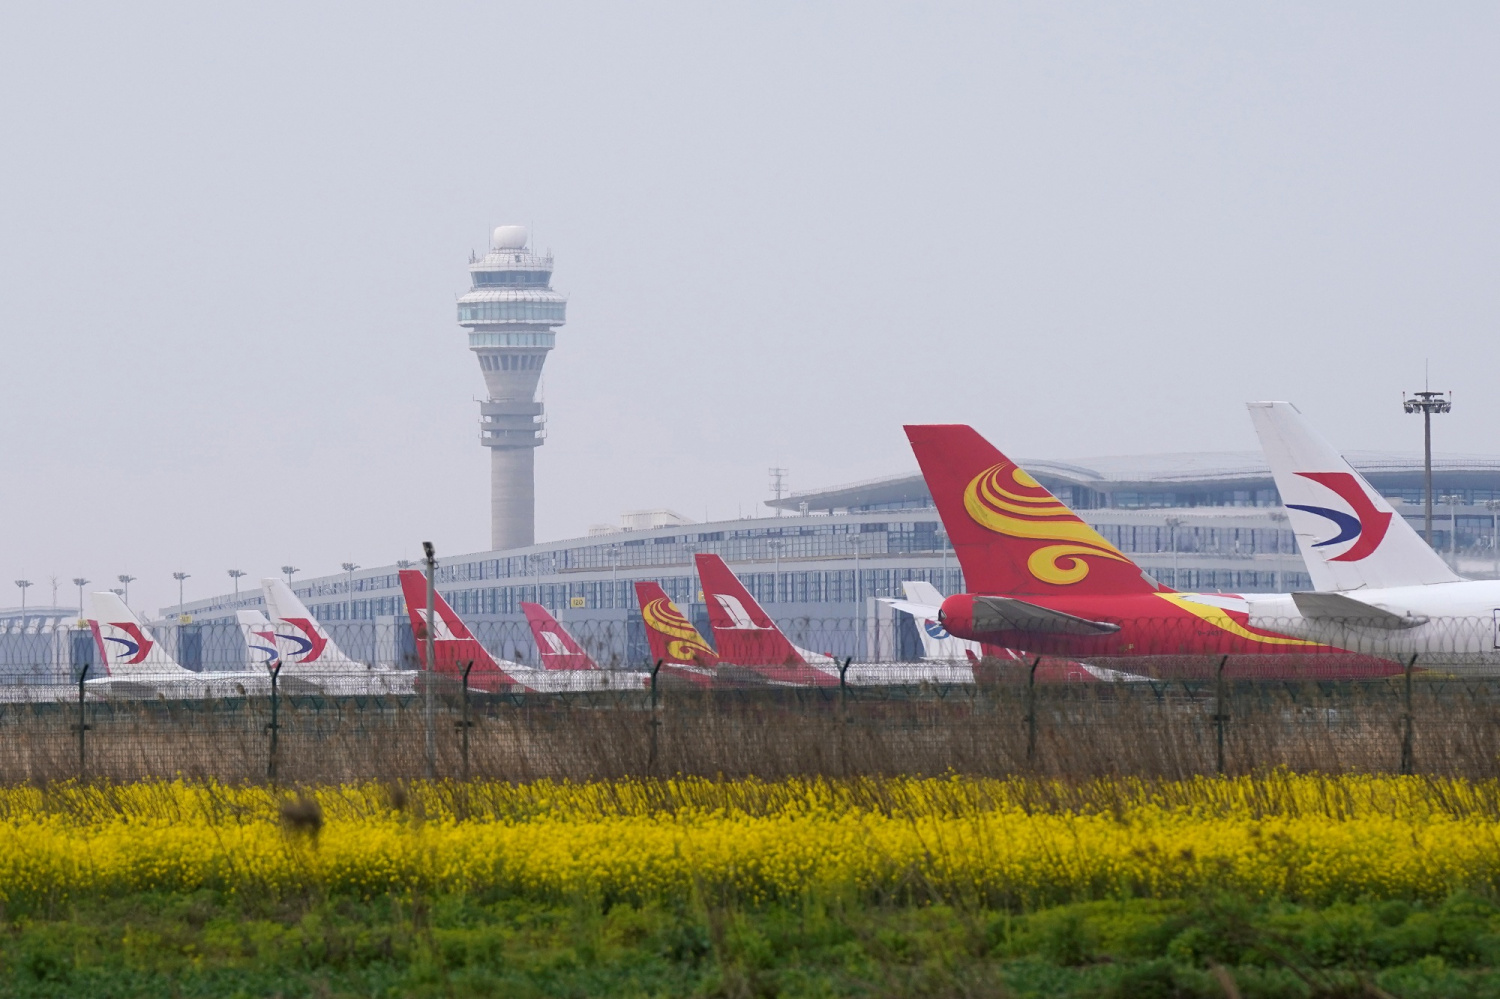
172, 572, 190, 620
1403, 388, 1452, 550
281, 565, 299, 588
769, 467, 788, 517
116, 575, 136, 606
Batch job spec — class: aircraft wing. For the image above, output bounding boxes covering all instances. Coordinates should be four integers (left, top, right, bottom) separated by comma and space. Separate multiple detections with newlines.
971, 596, 1121, 636
1290, 591, 1429, 630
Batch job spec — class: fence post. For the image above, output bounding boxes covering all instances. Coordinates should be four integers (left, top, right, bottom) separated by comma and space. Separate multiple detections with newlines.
1400, 653, 1417, 775
1025, 656, 1041, 764
74, 663, 90, 778
457, 659, 475, 781
648, 659, 662, 772
1213, 655, 1229, 775
266, 660, 282, 781
839, 657, 851, 719
423, 541, 438, 781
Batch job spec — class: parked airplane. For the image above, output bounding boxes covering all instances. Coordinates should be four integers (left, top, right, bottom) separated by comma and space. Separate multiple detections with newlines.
883, 581, 1149, 683
1246, 401, 1500, 671
634, 581, 720, 685
396, 570, 630, 692
694, 553, 974, 686
257, 579, 415, 694
904, 424, 1403, 679
87, 591, 266, 698
884, 581, 982, 661
520, 602, 600, 670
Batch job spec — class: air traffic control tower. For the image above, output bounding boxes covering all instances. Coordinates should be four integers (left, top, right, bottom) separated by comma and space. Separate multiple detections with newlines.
458, 225, 567, 550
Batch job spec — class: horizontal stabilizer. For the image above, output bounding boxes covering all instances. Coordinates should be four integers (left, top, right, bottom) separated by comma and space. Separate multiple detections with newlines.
971, 596, 1121, 636
881, 598, 941, 620
1290, 591, 1429, 629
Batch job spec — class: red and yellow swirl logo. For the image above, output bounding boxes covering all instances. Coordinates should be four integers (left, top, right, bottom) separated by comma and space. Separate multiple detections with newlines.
963, 462, 1130, 586
641, 597, 716, 663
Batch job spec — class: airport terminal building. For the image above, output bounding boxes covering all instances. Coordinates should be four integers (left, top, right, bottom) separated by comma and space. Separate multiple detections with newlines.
154, 449, 1500, 673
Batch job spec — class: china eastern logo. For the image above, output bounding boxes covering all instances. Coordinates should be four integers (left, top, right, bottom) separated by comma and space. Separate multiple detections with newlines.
104, 622, 153, 664
923, 620, 950, 640
1285, 472, 1392, 562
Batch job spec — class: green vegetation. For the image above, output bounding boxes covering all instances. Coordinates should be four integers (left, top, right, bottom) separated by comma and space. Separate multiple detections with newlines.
8, 890, 1500, 997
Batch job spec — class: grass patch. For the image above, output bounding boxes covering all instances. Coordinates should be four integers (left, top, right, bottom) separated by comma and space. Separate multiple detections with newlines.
7, 891, 1500, 996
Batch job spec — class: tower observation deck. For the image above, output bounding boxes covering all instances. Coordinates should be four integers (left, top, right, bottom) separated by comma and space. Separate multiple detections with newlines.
458, 224, 567, 550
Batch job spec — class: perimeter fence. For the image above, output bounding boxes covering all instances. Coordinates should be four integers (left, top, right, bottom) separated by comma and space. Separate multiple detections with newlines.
0, 655, 1498, 783
0, 614, 1496, 783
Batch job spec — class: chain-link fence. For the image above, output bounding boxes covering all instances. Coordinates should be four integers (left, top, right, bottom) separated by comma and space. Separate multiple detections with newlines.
0, 612, 1497, 782
0, 656, 1492, 783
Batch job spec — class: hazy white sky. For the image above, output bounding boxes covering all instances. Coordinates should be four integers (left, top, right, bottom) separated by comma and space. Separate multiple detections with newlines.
2, 3, 1497, 614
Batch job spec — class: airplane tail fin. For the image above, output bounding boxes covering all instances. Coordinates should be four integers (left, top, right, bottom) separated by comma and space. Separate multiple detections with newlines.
86, 591, 187, 676
236, 610, 281, 669
396, 569, 508, 678
520, 602, 599, 670
260, 578, 366, 670
1247, 402, 1461, 591
693, 554, 809, 667
634, 581, 719, 667
904, 424, 1163, 597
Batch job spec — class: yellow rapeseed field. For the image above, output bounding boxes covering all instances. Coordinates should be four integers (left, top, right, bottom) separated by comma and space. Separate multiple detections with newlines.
0, 774, 1498, 911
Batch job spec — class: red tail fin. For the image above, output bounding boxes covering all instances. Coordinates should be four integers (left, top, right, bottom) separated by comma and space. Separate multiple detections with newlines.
904, 425, 1163, 597
634, 581, 719, 667
693, 553, 808, 668
397, 570, 512, 682
520, 602, 598, 670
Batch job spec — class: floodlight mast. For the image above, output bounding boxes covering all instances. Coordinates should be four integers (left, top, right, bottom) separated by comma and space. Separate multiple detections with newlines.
1403, 390, 1452, 551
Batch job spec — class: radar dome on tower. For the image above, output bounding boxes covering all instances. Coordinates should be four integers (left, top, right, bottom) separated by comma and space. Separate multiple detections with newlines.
491, 225, 529, 250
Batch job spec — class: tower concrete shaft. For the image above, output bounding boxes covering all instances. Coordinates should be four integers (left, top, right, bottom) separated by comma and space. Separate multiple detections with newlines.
457, 225, 567, 550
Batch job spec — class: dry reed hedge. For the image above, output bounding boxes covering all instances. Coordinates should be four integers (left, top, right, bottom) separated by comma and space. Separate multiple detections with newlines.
0, 677, 1496, 784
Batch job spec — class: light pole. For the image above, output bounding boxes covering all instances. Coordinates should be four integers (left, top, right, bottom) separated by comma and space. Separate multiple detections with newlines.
14, 579, 31, 615
116, 574, 136, 606
769, 539, 783, 605
1486, 499, 1500, 578
227, 569, 246, 604
172, 572, 190, 619
1404, 389, 1452, 549
1165, 518, 1183, 589
72, 578, 89, 619
341, 562, 359, 622
281, 565, 299, 588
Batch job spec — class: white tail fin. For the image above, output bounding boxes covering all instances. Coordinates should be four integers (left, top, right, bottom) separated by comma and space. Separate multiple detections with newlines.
260, 578, 367, 670
236, 610, 281, 669
1247, 401, 1461, 591
897, 581, 982, 661
87, 591, 191, 676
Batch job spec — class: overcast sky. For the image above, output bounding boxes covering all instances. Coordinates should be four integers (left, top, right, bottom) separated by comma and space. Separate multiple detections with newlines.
2, 3, 1497, 615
